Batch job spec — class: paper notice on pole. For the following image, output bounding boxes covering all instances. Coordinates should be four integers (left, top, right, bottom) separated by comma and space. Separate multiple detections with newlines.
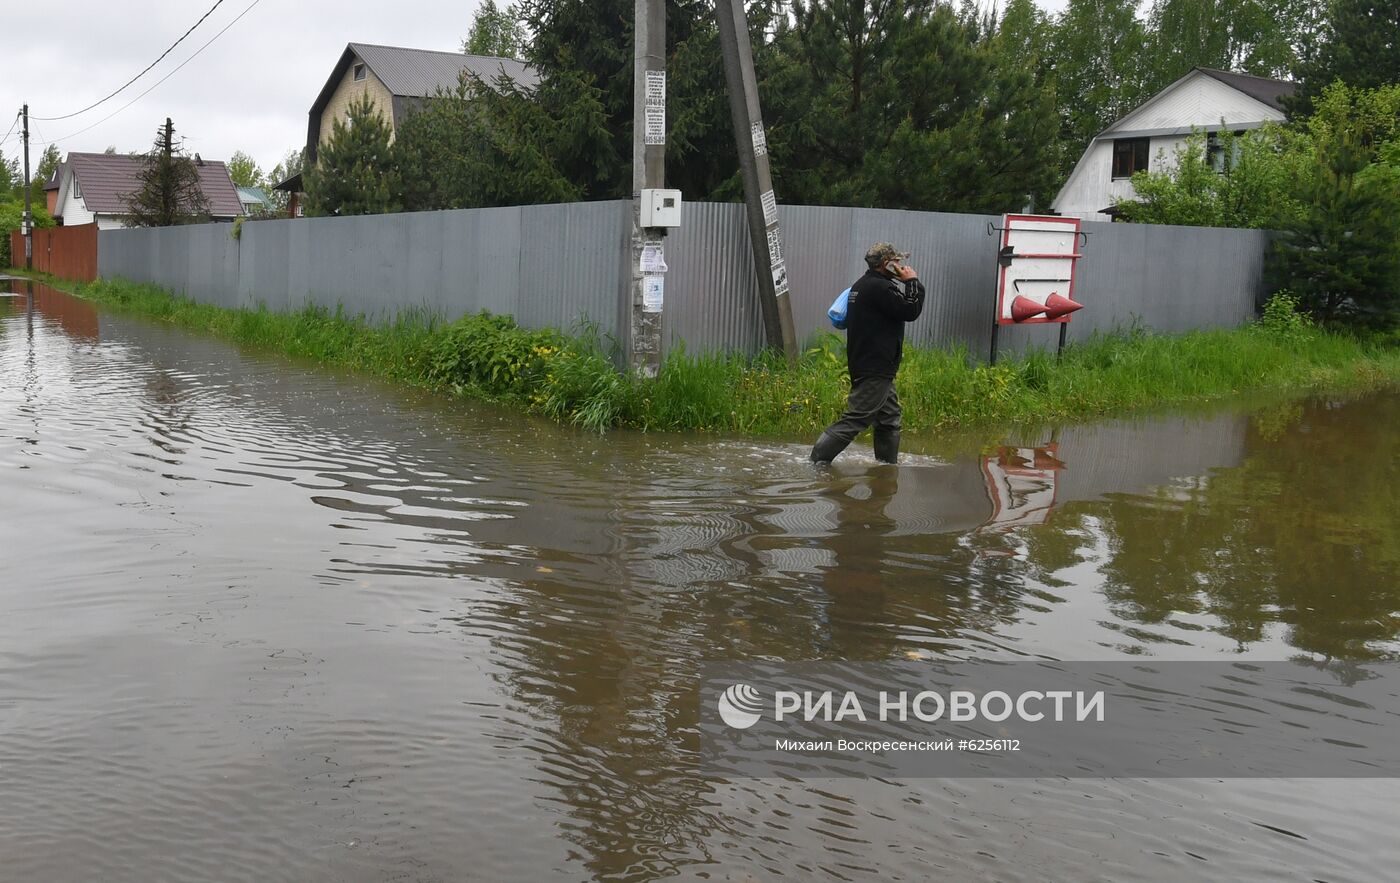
643, 275, 665, 313
645, 106, 665, 145
751, 121, 767, 157
640, 239, 667, 273
646, 70, 666, 106
760, 190, 778, 227
766, 227, 784, 265
771, 260, 790, 298
645, 70, 666, 144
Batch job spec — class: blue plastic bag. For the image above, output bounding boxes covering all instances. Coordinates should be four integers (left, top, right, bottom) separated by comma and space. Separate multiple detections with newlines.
828, 287, 851, 330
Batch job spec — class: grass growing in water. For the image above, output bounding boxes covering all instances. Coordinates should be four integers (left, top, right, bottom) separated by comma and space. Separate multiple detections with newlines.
44, 275, 1400, 435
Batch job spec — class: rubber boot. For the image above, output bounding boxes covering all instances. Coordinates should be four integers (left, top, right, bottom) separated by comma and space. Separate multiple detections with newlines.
874, 429, 901, 465
810, 431, 849, 465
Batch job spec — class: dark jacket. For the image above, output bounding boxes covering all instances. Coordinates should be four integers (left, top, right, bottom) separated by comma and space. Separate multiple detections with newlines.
845, 269, 926, 381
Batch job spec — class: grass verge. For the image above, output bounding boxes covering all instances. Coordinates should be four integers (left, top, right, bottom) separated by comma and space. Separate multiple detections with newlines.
24, 273, 1400, 435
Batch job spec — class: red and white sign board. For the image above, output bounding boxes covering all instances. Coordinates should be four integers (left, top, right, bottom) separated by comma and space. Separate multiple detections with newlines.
978, 444, 1065, 531
994, 214, 1083, 326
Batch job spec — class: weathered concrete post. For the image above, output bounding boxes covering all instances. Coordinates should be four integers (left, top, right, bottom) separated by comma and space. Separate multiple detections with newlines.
22, 104, 32, 270
715, 0, 797, 362
627, 0, 668, 376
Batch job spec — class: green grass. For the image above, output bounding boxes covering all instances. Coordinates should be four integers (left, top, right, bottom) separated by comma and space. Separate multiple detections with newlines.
25, 273, 1400, 436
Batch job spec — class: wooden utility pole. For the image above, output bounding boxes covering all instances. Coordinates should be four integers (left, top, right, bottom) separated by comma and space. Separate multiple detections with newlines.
627, 0, 667, 376
163, 118, 175, 222
715, 0, 797, 361
21, 104, 32, 270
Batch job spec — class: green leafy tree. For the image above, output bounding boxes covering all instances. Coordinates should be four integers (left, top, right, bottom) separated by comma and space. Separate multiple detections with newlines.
1290, 0, 1400, 117
226, 150, 263, 188
1116, 126, 1304, 227
0, 151, 17, 194
265, 147, 305, 214
1050, 0, 1149, 155
463, 0, 529, 58
1141, 0, 1307, 92
1268, 83, 1400, 326
394, 69, 605, 210
123, 119, 212, 227
0, 198, 55, 267
303, 94, 401, 216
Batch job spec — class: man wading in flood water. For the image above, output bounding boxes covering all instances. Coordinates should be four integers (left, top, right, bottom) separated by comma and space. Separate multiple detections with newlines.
811, 242, 926, 465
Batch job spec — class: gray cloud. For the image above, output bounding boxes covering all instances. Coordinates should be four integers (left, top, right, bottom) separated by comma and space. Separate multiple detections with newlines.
2, 0, 489, 176
3, 1, 1073, 180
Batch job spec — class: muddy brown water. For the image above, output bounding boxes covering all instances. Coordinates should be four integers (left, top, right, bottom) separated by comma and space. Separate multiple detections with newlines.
1, 280, 1397, 882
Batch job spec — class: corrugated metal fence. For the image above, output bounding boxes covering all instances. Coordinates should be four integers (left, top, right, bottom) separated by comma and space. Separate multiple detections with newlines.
98, 200, 1270, 357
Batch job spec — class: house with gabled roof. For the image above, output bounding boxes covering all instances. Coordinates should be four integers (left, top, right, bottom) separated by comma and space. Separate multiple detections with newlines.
305, 42, 538, 164
53, 151, 245, 229
1052, 68, 1296, 222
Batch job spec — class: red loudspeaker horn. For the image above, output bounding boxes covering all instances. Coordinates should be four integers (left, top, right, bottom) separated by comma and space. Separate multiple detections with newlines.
1043, 292, 1084, 319
1010, 295, 1047, 322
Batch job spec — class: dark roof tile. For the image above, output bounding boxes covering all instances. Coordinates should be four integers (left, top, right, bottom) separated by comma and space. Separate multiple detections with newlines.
1197, 68, 1296, 111
66, 151, 244, 217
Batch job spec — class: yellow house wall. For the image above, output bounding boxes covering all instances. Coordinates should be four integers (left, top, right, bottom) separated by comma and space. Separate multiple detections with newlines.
318, 58, 396, 147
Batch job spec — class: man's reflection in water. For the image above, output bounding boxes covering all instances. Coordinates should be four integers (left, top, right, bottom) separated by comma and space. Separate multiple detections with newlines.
816, 465, 903, 659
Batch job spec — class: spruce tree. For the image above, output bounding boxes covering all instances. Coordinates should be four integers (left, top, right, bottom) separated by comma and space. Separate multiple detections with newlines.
1290, 0, 1400, 117
123, 118, 211, 227
303, 94, 401, 216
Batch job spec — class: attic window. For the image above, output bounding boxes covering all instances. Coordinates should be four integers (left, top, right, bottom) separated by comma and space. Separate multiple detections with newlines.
1111, 138, 1149, 180
353, 63, 366, 81
72, 178, 82, 200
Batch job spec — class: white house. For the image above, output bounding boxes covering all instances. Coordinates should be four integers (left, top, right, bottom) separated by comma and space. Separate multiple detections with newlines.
53, 151, 245, 230
1052, 68, 1295, 222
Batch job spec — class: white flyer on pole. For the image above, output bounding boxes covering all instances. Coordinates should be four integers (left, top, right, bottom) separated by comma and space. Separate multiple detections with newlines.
642, 275, 665, 313
771, 260, 790, 297
760, 190, 778, 227
751, 122, 767, 157
640, 240, 667, 273
766, 228, 784, 265
645, 71, 666, 145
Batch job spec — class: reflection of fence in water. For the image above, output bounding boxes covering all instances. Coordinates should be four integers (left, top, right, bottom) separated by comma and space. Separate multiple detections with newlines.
0, 281, 101, 342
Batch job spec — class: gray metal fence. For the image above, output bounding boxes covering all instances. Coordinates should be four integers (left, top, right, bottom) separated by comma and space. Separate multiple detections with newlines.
98, 200, 1270, 359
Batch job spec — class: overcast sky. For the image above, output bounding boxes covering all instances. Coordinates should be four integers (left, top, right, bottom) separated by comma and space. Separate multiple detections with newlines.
1, 0, 1071, 181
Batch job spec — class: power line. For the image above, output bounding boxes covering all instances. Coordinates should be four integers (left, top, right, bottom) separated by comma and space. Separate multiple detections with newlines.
0, 110, 19, 150
37, 0, 266, 148
31, 0, 229, 122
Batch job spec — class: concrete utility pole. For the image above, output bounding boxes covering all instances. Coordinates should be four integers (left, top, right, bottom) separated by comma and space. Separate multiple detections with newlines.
715, 0, 797, 362
627, 0, 667, 376
22, 104, 32, 270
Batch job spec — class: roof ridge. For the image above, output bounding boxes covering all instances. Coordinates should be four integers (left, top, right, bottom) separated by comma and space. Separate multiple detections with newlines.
1196, 66, 1295, 86
348, 41, 528, 65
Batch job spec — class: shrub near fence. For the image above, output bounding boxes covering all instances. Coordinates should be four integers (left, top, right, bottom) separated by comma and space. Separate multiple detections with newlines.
8, 224, 99, 282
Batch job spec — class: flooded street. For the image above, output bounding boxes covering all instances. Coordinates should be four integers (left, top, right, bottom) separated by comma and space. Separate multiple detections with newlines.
2, 280, 1398, 882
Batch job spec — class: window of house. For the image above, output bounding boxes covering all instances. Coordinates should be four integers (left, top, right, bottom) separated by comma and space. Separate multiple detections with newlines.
1112, 138, 1149, 179
1206, 131, 1246, 173
72, 178, 82, 200
353, 63, 366, 81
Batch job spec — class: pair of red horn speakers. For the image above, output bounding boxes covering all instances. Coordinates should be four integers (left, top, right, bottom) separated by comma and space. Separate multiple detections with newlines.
1010, 292, 1084, 323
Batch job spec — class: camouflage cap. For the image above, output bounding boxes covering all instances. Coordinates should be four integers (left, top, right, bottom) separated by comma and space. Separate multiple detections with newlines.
864, 242, 910, 268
